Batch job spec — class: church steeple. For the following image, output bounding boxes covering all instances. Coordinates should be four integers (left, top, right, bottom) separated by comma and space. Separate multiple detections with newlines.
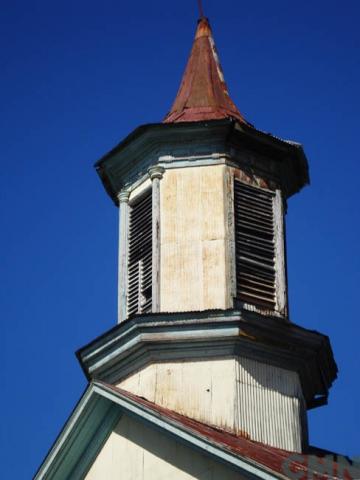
81, 12, 335, 456
35, 11, 342, 479
163, 17, 247, 124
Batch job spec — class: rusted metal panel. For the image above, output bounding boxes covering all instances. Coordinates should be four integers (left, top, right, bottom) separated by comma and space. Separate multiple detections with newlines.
163, 18, 248, 124
100, 382, 351, 480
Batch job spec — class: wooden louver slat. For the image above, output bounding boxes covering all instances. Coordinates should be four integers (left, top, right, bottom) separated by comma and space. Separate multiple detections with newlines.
127, 190, 152, 316
234, 180, 276, 310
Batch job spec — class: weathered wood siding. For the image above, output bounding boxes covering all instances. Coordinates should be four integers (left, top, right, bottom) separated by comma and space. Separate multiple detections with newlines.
85, 413, 241, 480
160, 165, 231, 312
119, 358, 236, 432
118, 357, 306, 452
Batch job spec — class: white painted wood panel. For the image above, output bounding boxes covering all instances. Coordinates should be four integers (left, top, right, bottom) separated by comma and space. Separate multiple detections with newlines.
118, 357, 306, 452
119, 359, 236, 432
85, 414, 242, 480
160, 165, 231, 312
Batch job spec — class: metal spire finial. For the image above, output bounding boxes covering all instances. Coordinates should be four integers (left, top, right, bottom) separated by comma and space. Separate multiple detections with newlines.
197, 0, 205, 19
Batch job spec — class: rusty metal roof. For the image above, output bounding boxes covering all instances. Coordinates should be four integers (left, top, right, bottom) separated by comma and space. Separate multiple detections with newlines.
99, 382, 353, 480
163, 18, 248, 124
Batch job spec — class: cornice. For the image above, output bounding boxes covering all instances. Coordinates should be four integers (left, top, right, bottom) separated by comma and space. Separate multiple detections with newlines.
94, 120, 309, 205
76, 309, 337, 409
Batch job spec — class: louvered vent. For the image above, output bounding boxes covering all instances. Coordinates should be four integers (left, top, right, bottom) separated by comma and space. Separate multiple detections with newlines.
234, 180, 276, 310
127, 190, 152, 316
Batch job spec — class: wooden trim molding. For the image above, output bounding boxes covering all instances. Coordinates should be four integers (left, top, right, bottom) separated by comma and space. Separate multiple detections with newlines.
273, 189, 287, 317
117, 190, 130, 323
148, 166, 165, 313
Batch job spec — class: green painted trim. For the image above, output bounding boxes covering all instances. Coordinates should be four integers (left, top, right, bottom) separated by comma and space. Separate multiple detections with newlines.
94, 118, 307, 205
94, 383, 281, 480
68, 404, 120, 479
34, 386, 122, 480
35, 381, 289, 480
76, 309, 337, 406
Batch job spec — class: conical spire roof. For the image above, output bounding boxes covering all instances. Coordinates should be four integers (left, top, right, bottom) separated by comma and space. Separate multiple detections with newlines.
163, 17, 247, 124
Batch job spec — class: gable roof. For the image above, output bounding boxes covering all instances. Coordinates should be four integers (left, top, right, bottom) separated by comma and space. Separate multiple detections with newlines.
34, 382, 355, 480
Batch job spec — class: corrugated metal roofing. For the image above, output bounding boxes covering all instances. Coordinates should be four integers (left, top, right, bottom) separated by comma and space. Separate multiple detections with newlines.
100, 382, 354, 480
163, 18, 248, 124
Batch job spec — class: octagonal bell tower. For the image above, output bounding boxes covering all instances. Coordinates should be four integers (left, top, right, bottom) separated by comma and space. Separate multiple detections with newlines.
79, 17, 337, 454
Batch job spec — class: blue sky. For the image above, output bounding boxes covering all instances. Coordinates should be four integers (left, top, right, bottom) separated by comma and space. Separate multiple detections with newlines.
1, 1, 359, 478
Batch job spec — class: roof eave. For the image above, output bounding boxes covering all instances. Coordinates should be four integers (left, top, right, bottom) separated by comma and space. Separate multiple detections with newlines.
76, 308, 337, 408
94, 119, 235, 205
95, 119, 309, 205
233, 122, 310, 197
34, 381, 283, 480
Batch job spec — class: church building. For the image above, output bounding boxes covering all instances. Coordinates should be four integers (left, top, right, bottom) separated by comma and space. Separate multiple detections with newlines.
35, 15, 352, 480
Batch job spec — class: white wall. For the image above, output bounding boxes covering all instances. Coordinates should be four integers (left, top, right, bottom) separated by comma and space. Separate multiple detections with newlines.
85, 414, 242, 480
160, 165, 232, 312
118, 357, 306, 452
